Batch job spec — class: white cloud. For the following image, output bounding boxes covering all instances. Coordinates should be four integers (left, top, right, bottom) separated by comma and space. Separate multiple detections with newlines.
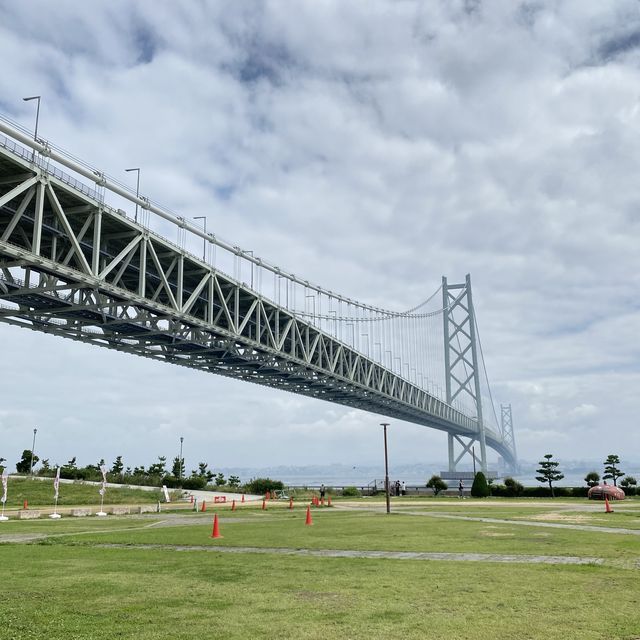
2, 1, 640, 474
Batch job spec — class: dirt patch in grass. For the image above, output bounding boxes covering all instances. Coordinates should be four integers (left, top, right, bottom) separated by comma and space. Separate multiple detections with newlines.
294, 590, 344, 603
523, 513, 597, 524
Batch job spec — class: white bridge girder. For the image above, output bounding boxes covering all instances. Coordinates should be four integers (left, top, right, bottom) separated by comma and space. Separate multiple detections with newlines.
0, 131, 516, 466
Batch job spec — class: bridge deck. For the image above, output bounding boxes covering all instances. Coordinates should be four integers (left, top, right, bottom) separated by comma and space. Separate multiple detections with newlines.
0, 131, 514, 466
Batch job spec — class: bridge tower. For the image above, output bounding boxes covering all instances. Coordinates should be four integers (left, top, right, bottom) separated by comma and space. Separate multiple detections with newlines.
500, 403, 517, 472
442, 274, 487, 474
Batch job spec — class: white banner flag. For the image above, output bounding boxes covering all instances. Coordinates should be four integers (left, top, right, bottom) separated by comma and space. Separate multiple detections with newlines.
99, 465, 107, 496
53, 466, 60, 500
1, 471, 7, 504
162, 485, 170, 503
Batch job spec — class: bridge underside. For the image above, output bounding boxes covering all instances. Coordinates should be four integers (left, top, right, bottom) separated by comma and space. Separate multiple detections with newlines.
0, 135, 515, 467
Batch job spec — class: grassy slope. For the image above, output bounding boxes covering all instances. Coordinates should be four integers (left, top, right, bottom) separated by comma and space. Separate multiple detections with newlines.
1, 476, 164, 507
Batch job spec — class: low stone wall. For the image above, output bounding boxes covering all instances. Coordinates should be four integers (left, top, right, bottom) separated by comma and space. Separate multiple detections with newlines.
111, 506, 130, 515
18, 510, 41, 519
71, 508, 92, 517
137, 505, 158, 514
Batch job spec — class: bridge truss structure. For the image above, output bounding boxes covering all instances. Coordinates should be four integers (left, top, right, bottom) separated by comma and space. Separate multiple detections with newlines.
0, 116, 517, 471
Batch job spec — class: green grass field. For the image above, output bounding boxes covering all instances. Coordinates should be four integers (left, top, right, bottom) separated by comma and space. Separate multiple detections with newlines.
1, 476, 166, 507
1, 498, 639, 639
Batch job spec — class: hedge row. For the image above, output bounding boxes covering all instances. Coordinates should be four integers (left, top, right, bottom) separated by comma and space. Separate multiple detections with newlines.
490, 484, 636, 498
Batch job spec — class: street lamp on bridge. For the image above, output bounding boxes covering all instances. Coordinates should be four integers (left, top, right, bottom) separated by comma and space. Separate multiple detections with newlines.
193, 216, 207, 261
179, 436, 184, 483
22, 96, 41, 161
125, 168, 141, 223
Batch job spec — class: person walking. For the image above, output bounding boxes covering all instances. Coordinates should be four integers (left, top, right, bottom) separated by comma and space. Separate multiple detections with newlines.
458, 479, 464, 498
401, 481, 406, 496
320, 484, 326, 501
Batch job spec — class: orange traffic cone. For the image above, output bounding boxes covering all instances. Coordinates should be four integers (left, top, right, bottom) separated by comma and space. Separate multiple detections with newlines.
266, 491, 271, 500
605, 495, 613, 513
327, 496, 332, 507
289, 497, 294, 510
262, 499, 266, 510
211, 514, 222, 538
305, 505, 313, 526
241, 493, 245, 503
201, 500, 206, 512
231, 499, 236, 511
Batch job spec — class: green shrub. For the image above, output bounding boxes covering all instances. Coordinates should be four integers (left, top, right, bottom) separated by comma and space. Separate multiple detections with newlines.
504, 477, 524, 497
244, 477, 284, 495
180, 477, 207, 490
426, 475, 448, 495
471, 472, 490, 498
490, 483, 507, 497
342, 486, 361, 497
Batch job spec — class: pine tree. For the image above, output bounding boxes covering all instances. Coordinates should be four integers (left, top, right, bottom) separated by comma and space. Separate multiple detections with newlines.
603, 454, 624, 487
535, 454, 564, 497
584, 471, 600, 487
110, 456, 124, 476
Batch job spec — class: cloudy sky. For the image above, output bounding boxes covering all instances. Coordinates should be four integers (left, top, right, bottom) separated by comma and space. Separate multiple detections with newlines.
1, 0, 640, 476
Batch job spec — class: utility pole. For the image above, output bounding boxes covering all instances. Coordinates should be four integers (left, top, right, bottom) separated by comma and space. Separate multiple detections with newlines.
381, 423, 390, 514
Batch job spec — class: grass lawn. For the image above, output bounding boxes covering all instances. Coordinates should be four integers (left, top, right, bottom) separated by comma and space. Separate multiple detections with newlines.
1, 476, 166, 507
1, 500, 639, 639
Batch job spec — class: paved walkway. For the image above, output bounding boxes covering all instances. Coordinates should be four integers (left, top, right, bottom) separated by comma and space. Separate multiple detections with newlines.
92, 542, 603, 565
336, 504, 640, 535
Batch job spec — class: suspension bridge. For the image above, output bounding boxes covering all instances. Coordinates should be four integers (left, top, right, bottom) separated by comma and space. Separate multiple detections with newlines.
0, 115, 517, 473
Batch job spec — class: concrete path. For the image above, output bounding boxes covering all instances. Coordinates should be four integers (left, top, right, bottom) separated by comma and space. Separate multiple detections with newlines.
333, 504, 640, 536
91, 542, 604, 565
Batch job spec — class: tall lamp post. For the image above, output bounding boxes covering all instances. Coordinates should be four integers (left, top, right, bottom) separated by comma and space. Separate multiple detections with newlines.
29, 428, 38, 476
179, 436, 184, 483
381, 423, 390, 514
193, 216, 207, 260
23, 95, 41, 161
125, 168, 141, 223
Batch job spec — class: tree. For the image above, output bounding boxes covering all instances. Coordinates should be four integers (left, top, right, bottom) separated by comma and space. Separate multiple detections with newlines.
214, 472, 225, 487
195, 462, 214, 482
584, 471, 600, 488
471, 472, 491, 497
620, 476, 637, 495
504, 477, 524, 497
148, 457, 167, 476
60, 457, 78, 479
171, 456, 184, 478
111, 456, 124, 476
228, 475, 241, 488
16, 449, 38, 473
603, 454, 624, 487
426, 475, 447, 496
536, 454, 564, 497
